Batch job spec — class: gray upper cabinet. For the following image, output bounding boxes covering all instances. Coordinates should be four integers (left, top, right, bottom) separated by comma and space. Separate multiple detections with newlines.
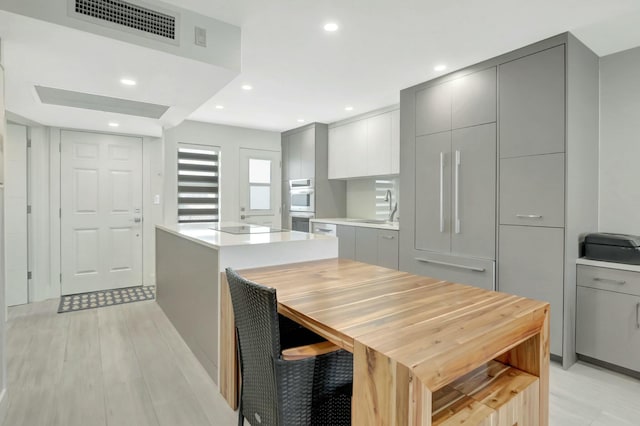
287, 127, 315, 180
415, 131, 451, 253
500, 153, 565, 228
415, 82, 451, 136
450, 123, 496, 259
452, 67, 497, 129
499, 45, 566, 158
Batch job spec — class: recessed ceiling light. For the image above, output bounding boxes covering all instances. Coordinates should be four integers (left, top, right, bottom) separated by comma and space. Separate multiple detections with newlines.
108, 122, 120, 127
297, 119, 305, 123
324, 22, 339, 32
215, 105, 225, 109
120, 78, 137, 86
345, 106, 354, 111
241, 84, 253, 91
434, 64, 447, 72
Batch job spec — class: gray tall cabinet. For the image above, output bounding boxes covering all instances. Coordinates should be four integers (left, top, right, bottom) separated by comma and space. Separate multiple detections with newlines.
281, 123, 347, 226
402, 66, 497, 292
400, 33, 599, 367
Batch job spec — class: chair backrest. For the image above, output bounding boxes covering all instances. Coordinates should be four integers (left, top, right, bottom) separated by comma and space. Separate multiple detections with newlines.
225, 268, 281, 426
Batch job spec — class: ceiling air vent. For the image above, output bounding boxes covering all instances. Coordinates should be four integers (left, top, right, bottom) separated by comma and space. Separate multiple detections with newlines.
74, 0, 177, 41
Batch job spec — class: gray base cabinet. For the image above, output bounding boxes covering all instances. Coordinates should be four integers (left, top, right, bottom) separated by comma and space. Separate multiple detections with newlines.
337, 225, 355, 260
355, 228, 399, 270
576, 265, 640, 373
498, 225, 564, 356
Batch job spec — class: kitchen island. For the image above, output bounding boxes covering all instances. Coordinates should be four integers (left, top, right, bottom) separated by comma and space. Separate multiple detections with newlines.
221, 258, 550, 425
155, 223, 338, 385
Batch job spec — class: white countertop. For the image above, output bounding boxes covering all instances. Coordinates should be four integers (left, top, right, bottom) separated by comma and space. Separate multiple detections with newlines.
157, 222, 336, 250
310, 218, 400, 231
576, 258, 640, 273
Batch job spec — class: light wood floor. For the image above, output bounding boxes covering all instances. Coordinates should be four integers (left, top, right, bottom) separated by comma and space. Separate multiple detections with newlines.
1, 299, 639, 426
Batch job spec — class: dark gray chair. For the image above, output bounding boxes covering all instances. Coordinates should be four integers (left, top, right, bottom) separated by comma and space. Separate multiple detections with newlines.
225, 268, 353, 426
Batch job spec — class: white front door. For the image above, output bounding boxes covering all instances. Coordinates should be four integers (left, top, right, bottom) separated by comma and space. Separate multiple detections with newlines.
238, 148, 280, 227
60, 131, 143, 295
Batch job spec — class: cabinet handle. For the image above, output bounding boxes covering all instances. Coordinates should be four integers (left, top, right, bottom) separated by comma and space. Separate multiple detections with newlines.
381, 235, 395, 240
439, 152, 445, 233
636, 303, 640, 329
516, 214, 543, 219
454, 150, 461, 234
415, 258, 485, 272
316, 228, 333, 233
593, 277, 626, 285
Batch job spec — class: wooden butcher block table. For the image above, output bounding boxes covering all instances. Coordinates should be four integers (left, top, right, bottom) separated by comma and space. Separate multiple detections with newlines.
220, 258, 549, 425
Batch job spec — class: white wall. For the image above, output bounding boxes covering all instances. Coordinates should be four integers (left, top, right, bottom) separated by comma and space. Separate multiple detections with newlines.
5, 124, 28, 306
346, 179, 376, 218
163, 120, 281, 226
346, 177, 400, 220
599, 46, 640, 235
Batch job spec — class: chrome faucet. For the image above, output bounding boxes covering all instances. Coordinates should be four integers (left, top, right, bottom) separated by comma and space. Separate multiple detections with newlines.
384, 190, 398, 222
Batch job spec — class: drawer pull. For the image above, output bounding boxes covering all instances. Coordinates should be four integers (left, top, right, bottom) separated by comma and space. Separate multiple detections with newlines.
593, 277, 626, 285
316, 228, 333, 232
516, 214, 543, 219
381, 236, 395, 240
636, 303, 639, 329
415, 258, 485, 273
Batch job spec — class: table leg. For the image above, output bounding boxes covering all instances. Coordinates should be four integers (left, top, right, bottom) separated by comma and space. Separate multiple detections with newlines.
353, 340, 427, 425
220, 273, 239, 409
496, 306, 550, 426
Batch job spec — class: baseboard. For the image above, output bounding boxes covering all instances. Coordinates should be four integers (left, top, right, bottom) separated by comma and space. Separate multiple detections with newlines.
0, 387, 9, 424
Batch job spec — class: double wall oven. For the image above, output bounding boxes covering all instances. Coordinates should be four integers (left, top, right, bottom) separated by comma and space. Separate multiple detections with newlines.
288, 179, 315, 232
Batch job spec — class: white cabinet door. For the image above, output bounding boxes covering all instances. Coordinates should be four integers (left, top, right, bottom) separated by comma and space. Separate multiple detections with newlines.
329, 120, 367, 179
366, 113, 392, 176
391, 109, 400, 174
329, 110, 399, 179
328, 125, 347, 179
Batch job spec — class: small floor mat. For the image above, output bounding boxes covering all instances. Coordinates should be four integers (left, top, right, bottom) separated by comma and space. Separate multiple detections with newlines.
58, 286, 155, 313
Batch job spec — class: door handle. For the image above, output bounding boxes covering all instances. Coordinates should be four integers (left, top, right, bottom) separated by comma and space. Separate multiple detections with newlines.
415, 258, 485, 272
454, 149, 460, 234
593, 277, 626, 285
516, 214, 543, 219
439, 152, 444, 233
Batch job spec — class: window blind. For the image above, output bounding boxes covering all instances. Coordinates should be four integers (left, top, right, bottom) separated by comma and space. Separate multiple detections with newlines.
177, 146, 219, 223
375, 179, 397, 220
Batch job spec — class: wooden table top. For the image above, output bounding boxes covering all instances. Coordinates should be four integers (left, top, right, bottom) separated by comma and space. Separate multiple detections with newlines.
238, 258, 549, 391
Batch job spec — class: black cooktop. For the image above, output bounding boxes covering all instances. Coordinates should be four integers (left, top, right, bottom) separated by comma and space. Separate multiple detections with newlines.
210, 224, 284, 235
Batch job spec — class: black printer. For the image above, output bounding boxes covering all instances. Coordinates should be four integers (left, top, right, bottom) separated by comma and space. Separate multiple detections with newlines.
583, 233, 640, 265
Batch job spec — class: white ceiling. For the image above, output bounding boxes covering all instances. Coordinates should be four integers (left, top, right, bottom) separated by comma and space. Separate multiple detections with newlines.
3, 0, 640, 135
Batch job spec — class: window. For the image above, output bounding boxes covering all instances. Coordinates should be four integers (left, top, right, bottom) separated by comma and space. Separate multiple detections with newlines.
177, 144, 220, 223
248, 158, 271, 211
375, 178, 399, 220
